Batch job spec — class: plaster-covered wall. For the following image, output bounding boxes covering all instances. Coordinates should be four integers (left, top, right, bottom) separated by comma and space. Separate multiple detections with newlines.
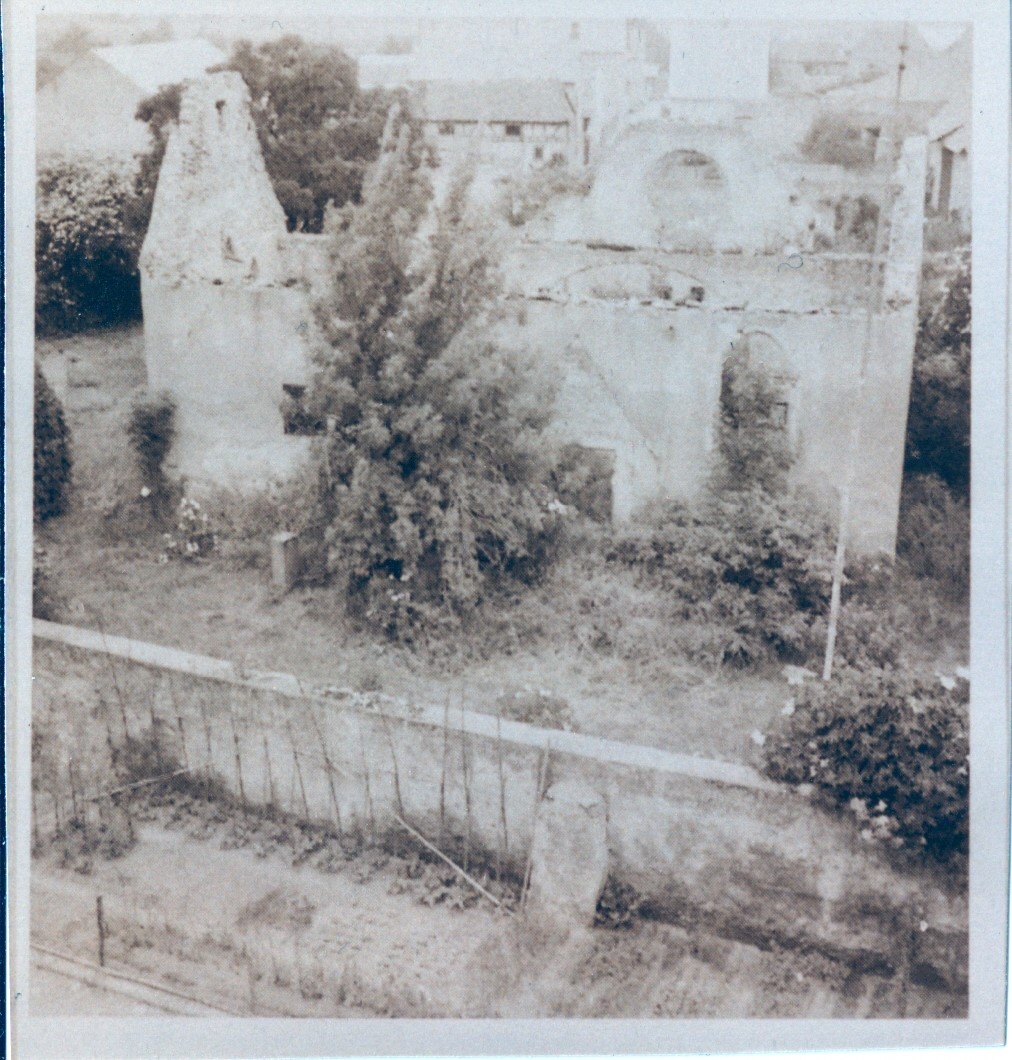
499, 301, 723, 518
140, 72, 320, 488
142, 282, 314, 488
33, 620, 967, 993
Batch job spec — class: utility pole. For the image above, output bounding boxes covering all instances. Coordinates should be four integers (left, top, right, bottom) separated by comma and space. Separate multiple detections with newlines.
895, 23, 910, 103
822, 27, 908, 682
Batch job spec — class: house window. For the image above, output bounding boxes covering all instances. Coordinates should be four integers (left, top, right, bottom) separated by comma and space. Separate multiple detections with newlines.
438, 121, 455, 136
533, 145, 544, 161
280, 384, 323, 436
505, 123, 522, 139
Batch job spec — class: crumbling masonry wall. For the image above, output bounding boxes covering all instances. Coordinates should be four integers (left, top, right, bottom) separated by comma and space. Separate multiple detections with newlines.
140, 74, 926, 553
498, 130, 926, 554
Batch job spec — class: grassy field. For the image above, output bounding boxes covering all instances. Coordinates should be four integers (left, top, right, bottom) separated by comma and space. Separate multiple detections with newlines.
35, 325, 967, 766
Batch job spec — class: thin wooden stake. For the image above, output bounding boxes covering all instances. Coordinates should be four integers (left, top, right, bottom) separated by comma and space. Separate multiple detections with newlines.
92, 612, 132, 742
96, 896, 106, 967
68, 760, 79, 822
438, 696, 450, 845
460, 704, 473, 874
358, 729, 375, 843
376, 702, 405, 818
263, 734, 278, 809
167, 673, 190, 771
822, 131, 899, 682
305, 702, 344, 836
495, 712, 510, 869
292, 747, 311, 818
87, 765, 202, 803
393, 813, 510, 914
230, 712, 247, 812
198, 697, 214, 802
148, 685, 160, 759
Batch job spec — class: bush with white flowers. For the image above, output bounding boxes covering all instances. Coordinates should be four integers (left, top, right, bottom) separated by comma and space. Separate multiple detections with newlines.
161, 498, 217, 562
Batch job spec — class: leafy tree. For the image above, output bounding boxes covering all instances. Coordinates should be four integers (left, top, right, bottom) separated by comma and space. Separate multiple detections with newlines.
135, 36, 410, 233
307, 109, 559, 642
715, 354, 793, 494
904, 255, 970, 499
35, 159, 148, 333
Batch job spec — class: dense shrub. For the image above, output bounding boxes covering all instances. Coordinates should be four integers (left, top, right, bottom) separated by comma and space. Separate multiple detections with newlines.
763, 666, 969, 865
161, 498, 217, 562
904, 255, 970, 499
500, 162, 593, 227
612, 353, 830, 666
307, 114, 560, 643
36, 160, 147, 334
610, 488, 836, 666
34, 365, 72, 522
896, 474, 969, 599
126, 393, 177, 521
495, 688, 574, 731
608, 350, 908, 669
800, 113, 875, 168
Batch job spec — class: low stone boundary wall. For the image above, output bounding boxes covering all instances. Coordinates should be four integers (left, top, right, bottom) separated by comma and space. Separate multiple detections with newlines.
32, 620, 966, 990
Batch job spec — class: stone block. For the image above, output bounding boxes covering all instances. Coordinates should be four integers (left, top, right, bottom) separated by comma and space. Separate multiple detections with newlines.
526, 780, 609, 928
270, 531, 302, 593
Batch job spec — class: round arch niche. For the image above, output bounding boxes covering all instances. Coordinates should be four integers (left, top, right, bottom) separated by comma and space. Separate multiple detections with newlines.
645, 148, 727, 228
722, 330, 801, 450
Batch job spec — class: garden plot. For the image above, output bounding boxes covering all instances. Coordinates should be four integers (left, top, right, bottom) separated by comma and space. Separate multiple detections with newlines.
30, 802, 963, 1019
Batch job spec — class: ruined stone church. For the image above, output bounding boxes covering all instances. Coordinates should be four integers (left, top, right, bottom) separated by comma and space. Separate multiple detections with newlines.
140, 61, 926, 557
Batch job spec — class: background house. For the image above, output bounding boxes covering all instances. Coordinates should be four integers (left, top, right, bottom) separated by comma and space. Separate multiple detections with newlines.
37, 38, 226, 159
416, 79, 576, 169
357, 18, 663, 169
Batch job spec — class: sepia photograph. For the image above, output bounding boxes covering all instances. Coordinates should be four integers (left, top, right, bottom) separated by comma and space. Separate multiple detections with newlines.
6, 0, 1010, 1054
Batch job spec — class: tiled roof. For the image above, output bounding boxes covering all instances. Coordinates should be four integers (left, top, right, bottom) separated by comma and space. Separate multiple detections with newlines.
416, 78, 575, 124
